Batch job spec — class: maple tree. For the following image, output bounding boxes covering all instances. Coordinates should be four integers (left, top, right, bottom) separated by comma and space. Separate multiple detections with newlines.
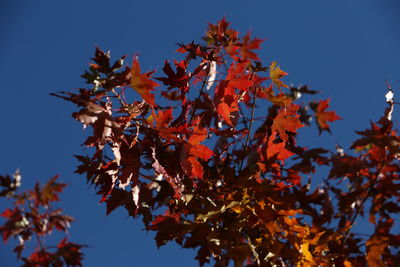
2, 18, 399, 266
0, 171, 85, 266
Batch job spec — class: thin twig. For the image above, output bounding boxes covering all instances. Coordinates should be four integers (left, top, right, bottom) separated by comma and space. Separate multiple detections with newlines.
111, 88, 126, 108
36, 232, 50, 265
239, 87, 258, 173
342, 162, 386, 242
188, 66, 210, 125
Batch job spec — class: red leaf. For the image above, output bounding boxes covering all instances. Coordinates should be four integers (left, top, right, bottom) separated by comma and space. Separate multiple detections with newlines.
188, 120, 208, 145
148, 211, 181, 247
239, 32, 263, 60
57, 238, 86, 267
217, 102, 237, 126
130, 57, 159, 106
315, 99, 341, 133
181, 156, 204, 179
0, 208, 15, 218
272, 104, 303, 142
24, 250, 54, 266
34, 175, 66, 206
266, 132, 295, 162
155, 109, 173, 129
105, 188, 129, 215
155, 60, 191, 91
226, 62, 253, 92
189, 144, 214, 160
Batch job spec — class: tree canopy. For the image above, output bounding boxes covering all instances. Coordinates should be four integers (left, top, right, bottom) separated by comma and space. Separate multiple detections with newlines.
1, 18, 399, 267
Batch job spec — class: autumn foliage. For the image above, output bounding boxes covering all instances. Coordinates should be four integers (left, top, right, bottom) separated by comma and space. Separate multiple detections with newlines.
0, 173, 85, 266
2, 18, 400, 266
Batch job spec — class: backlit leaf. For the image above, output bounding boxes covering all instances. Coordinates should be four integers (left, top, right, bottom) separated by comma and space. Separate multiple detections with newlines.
270, 61, 288, 88
314, 99, 341, 133
130, 57, 159, 106
272, 104, 303, 141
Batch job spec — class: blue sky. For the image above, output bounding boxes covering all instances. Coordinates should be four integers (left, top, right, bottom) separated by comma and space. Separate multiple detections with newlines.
1, 0, 399, 266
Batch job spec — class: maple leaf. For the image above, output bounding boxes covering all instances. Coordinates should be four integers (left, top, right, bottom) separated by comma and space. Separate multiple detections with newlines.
57, 238, 86, 267
155, 109, 173, 129
366, 235, 389, 266
298, 242, 316, 266
176, 41, 209, 60
48, 210, 74, 232
213, 62, 254, 126
266, 131, 295, 162
205, 17, 238, 48
52, 19, 400, 267
189, 144, 214, 161
259, 87, 292, 107
130, 57, 159, 106
217, 102, 237, 126
148, 211, 182, 247
188, 120, 208, 145
33, 175, 66, 207
23, 251, 55, 267
73, 101, 121, 150
272, 104, 303, 142
226, 62, 253, 92
155, 60, 191, 92
239, 32, 263, 60
105, 188, 130, 215
89, 47, 111, 74
181, 156, 204, 179
152, 147, 183, 198
313, 99, 341, 133
270, 61, 288, 88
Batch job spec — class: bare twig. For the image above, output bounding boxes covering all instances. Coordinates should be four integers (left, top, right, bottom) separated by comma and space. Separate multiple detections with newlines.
239, 87, 258, 173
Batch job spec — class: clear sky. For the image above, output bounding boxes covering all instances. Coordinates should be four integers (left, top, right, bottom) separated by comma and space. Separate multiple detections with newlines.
1, 0, 399, 266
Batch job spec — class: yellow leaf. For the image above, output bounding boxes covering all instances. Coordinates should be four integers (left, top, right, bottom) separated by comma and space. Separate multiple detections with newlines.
231, 204, 242, 214
299, 242, 316, 266
270, 61, 288, 88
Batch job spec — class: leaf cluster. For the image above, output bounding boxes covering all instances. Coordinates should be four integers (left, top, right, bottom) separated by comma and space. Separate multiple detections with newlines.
48, 18, 399, 266
0, 172, 85, 267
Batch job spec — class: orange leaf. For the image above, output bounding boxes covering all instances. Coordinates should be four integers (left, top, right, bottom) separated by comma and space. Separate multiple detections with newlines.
155, 109, 173, 129
270, 61, 288, 88
130, 58, 159, 106
366, 235, 389, 266
265, 91, 292, 107
266, 132, 295, 162
217, 102, 237, 126
188, 120, 208, 145
298, 242, 316, 266
272, 104, 303, 142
